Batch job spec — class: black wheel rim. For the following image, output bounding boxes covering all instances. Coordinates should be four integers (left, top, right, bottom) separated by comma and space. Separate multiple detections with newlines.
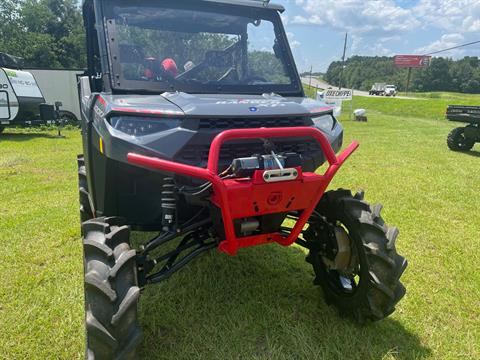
307, 217, 365, 297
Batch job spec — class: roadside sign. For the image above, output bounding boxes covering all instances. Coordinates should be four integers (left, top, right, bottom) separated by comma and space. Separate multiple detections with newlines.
324, 89, 353, 101
394, 55, 431, 68
318, 89, 353, 118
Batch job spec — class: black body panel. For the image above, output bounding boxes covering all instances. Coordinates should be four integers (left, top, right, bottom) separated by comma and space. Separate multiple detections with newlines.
12, 96, 45, 122
446, 105, 480, 124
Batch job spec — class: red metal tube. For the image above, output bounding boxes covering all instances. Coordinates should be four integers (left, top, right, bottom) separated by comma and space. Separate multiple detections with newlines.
127, 127, 360, 256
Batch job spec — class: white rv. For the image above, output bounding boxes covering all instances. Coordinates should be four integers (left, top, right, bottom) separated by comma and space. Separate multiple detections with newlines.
0, 52, 83, 132
0, 66, 46, 131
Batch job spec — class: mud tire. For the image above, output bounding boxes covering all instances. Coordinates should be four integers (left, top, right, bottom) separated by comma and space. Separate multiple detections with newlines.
447, 127, 474, 151
82, 217, 141, 359
305, 189, 407, 322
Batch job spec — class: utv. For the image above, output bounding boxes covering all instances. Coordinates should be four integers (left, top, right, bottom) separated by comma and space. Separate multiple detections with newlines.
79, 0, 407, 358
446, 105, 480, 151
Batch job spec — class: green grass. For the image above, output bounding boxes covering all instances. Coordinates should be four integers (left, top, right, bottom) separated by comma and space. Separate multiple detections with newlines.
0, 101, 479, 359
397, 91, 480, 101
304, 84, 480, 120
341, 96, 471, 120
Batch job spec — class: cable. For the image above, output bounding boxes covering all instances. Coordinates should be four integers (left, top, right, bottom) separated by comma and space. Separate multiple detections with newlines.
424, 40, 480, 56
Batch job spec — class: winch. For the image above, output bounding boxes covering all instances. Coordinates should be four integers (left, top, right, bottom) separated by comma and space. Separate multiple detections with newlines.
231, 151, 302, 178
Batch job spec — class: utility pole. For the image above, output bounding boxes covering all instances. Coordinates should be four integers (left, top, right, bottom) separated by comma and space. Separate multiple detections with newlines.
309, 65, 313, 88
338, 32, 348, 89
405, 67, 412, 96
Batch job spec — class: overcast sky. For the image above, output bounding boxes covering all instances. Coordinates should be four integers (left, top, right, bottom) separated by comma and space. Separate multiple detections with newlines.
278, 0, 480, 72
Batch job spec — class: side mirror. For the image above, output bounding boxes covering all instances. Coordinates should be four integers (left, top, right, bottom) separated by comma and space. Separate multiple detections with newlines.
79, 76, 91, 99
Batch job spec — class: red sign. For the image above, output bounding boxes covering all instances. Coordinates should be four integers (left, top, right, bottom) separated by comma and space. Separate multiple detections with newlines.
394, 55, 431, 68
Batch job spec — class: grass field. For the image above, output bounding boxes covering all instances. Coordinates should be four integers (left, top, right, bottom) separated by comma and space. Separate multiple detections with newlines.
0, 96, 479, 359
397, 91, 480, 101
304, 85, 480, 120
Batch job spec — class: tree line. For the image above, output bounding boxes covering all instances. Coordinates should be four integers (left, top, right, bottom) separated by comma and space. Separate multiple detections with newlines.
324, 55, 480, 94
0, 0, 85, 69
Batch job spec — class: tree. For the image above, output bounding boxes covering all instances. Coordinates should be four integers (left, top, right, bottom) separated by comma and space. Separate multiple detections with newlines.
0, 0, 85, 69
324, 55, 480, 94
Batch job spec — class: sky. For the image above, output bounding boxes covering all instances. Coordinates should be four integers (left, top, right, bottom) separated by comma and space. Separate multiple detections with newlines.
277, 0, 480, 72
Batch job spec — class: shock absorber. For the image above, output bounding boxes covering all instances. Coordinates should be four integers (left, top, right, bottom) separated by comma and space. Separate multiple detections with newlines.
161, 177, 177, 232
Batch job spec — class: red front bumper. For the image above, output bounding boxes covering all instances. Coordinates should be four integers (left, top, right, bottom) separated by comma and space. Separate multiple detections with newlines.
128, 127, 359, 256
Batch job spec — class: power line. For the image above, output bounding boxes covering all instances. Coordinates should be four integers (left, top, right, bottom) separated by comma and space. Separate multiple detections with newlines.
425, 40, 480, 55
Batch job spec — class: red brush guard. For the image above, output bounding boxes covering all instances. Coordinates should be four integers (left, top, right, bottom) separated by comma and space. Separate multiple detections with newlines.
128, 127, 359, 256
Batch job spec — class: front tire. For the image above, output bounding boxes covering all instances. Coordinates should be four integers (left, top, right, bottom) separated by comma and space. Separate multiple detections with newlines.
82, 217, 142, 359
304, 190, 407, 322
447, 127, 474, 151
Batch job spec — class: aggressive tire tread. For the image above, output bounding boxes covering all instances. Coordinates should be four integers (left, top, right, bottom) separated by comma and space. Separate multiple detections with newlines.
83, 217, 141, 359
306, 189, 407, 322
85, 272, 117, 302
84, 240, 114, 259
86, 311, 118, 348
111, 287, 141, 326
109, 250, 137, 279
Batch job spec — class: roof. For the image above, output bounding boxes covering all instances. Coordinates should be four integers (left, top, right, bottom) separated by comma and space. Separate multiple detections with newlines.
200, 0, 284, 12
82, 0, 284, 12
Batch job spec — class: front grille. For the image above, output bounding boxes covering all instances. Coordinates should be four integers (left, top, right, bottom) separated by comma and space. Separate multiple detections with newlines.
197, 116, 310, 130
175, 138, 322, 168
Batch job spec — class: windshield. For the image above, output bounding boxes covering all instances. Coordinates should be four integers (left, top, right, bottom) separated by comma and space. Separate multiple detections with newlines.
104, 0, 301, 95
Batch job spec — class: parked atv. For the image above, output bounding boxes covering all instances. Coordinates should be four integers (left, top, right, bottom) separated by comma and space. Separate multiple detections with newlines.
79, 0, 408, 358
446, 105, 480, 151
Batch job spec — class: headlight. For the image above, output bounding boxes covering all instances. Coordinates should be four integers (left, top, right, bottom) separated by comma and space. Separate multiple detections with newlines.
312, 114, 336, 132
110, 116, 181, 136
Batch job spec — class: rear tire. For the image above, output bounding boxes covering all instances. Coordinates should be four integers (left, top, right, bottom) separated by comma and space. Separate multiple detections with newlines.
0, 126, 4, 134
305, 189, 407, 322
78, 155, 93, 224
447, 127, 474, 151
82, 217, 142, 359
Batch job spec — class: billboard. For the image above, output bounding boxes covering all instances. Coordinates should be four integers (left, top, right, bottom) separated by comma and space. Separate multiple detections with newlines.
394, 55, 431, 68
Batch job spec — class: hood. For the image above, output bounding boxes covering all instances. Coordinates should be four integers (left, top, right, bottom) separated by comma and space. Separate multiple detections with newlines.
100, 92, 334, 117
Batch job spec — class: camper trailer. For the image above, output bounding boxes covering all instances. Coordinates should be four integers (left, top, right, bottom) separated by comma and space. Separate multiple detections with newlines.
0, 54, 47, 131
0, 52, 83, 132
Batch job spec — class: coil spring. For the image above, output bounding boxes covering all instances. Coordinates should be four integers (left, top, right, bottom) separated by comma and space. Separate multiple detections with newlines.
161, 177, 176, 229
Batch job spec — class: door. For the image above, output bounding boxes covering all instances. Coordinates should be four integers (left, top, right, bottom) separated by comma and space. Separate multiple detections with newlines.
0, 90, 10, 121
